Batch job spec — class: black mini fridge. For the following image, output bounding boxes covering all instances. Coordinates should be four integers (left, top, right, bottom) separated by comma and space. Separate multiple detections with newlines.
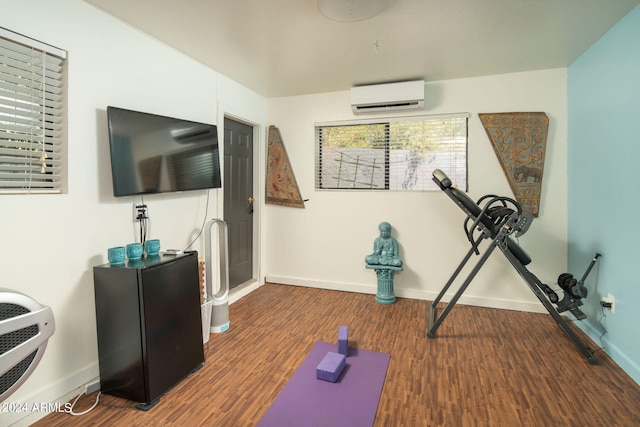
93, 251, 204, 409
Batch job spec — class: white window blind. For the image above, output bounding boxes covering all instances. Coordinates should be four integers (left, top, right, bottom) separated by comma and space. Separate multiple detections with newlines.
0, 28, 66, 194
315, 114, 468, 191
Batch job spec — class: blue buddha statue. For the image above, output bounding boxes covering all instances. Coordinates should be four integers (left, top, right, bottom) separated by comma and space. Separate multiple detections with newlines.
365, 222, 403, 268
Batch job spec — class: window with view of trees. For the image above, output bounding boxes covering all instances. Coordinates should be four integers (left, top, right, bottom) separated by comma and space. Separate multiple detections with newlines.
0, 28, 66, 194
315, 114, 468, 191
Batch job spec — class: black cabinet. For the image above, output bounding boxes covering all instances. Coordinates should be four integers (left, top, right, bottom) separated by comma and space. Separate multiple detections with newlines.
93, 251, 204, 409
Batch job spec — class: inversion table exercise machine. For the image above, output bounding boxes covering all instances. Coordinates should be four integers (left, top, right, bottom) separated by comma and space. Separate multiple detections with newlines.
427, 169, 601, 364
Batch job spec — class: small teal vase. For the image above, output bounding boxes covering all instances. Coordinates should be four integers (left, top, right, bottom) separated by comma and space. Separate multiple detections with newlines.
144, 239, 161, 256
107, 246, 126, 264
126, 243, 143, 260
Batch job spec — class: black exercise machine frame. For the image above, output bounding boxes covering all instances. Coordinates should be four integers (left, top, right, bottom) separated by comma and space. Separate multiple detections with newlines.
427, 169, 599, 365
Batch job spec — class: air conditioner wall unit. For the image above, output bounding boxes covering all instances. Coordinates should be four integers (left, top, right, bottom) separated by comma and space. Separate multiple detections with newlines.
351, 80, 425, 114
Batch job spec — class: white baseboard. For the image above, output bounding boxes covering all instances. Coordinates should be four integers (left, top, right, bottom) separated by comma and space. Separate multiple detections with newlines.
264, 275, 546, 313
5, 364, 99, 426
229, 279, 263, 305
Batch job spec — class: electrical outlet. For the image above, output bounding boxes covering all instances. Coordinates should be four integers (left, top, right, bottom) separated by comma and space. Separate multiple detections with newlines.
84, 379, 100, 394
600, 293, 615, 314
133, 203, 148, 222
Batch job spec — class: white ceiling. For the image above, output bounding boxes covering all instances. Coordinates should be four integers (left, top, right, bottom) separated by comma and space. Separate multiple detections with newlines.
85, 0, 639, 98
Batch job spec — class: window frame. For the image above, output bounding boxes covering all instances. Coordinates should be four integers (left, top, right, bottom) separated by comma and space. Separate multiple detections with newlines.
314, 113, 469, 192
0, 27, 67, 194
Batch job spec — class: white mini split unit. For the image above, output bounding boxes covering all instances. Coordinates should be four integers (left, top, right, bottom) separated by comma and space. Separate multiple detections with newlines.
351, 80, 425, 114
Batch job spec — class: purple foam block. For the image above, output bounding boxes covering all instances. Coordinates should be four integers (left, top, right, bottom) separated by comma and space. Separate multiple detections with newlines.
338, 325, 348, 356
316, 351, 346, 383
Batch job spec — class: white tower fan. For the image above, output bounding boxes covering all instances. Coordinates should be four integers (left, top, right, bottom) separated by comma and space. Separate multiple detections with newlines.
204, 219, 230, 333
0, 289, 55, 402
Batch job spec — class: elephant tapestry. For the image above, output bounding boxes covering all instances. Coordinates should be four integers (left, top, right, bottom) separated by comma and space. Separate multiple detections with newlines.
478, 112, 549, 217
266, 125, 305, 208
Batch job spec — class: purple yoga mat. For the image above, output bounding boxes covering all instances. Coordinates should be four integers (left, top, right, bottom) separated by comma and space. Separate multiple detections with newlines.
257, 341, 391, 427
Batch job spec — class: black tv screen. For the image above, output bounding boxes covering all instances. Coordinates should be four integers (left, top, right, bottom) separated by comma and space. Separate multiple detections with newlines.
107, 106, 221, 197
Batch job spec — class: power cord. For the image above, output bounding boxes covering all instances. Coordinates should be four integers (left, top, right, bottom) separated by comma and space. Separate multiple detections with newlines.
597, 305, 608, 351
184, 190, 211, 251
68, 390, 101, 416
134, 196, 150, 245
139, 196, 149, 245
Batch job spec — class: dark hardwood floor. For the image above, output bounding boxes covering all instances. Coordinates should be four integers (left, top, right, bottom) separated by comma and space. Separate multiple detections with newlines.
34, 283, 640, 426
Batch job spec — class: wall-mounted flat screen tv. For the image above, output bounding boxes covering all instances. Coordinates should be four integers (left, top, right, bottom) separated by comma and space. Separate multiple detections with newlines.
107, 106, 221, 197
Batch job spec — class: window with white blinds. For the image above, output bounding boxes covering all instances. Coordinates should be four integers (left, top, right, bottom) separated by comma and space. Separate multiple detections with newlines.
0, 28, 66, 194
315, 114, 468, 191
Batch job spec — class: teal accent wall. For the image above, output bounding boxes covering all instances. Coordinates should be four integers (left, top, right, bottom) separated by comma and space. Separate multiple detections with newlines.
568, 4, 640, 383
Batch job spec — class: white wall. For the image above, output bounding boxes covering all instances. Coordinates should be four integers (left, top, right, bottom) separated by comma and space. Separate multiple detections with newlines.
1, 0, 267, 424
266, 69, 568, 312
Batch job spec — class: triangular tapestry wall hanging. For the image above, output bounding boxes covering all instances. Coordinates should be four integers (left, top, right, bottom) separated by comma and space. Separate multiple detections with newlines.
478, 112, 549, 217
266, 125, 305, 208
